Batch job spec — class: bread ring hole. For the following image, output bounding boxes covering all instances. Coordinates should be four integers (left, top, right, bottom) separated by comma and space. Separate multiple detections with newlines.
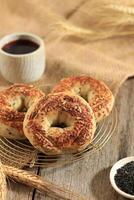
48, 111, 74, 129
51, 122, 68, 128
10, 96, 28, 112
73, 85, 93, 102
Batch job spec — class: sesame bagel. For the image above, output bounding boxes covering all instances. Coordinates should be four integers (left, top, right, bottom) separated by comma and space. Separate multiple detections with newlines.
0, 84, 44, 139
23, 92, 96, 155
52, 76, 114, 122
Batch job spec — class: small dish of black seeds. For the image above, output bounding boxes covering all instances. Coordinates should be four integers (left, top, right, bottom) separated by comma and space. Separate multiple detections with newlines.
110, 157, 134, 199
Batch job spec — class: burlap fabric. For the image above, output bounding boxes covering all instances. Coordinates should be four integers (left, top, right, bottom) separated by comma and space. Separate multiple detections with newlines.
0, 0, 134, 95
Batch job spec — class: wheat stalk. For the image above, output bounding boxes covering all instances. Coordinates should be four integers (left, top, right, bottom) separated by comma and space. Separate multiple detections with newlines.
3, 164, 87, 200
0, 162, 7, 200
51, 1, 134, 41
51, 21, 113, 41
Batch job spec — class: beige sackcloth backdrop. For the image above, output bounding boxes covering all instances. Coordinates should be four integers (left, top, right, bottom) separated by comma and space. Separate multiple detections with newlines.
0, 0, 134, 95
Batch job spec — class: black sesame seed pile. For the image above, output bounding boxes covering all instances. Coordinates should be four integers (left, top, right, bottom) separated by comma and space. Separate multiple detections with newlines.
114, 161, 134, 195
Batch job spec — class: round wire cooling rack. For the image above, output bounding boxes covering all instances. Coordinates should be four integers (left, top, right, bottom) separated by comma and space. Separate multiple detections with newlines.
0, 84, 118, 168
0, 107, 117, 168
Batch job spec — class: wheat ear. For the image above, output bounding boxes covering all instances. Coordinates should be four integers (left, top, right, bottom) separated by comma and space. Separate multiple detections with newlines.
3, 165, 87, 200
0, 162, 7, 200
52, 2, 134, 41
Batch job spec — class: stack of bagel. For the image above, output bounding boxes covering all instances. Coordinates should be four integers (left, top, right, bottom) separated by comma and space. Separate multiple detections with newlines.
0, 76, 114, 155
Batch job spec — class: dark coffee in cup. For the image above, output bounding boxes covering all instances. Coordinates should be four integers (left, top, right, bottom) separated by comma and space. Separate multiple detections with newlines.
2, 39, 39, 55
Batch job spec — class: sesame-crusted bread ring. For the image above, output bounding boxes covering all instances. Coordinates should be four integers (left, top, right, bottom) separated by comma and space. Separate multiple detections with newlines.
52, 76, 114, 122
0, 84, 44, 139
23, 92, 96, 155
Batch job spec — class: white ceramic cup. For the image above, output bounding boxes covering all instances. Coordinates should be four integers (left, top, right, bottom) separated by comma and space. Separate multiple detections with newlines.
0, 32, 45, 83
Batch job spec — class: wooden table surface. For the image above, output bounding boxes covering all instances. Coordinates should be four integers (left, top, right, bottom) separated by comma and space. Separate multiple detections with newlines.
7, 78, 134, 200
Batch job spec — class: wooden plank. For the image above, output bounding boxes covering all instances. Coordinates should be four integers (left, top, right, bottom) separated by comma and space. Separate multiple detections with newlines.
7, 182, 34, 200
35, 78, 134, 200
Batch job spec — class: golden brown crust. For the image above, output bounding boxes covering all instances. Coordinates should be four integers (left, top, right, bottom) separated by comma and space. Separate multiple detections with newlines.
52, 76, 114, 122
0, 84, 44, 139
24, 92, 96, 155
